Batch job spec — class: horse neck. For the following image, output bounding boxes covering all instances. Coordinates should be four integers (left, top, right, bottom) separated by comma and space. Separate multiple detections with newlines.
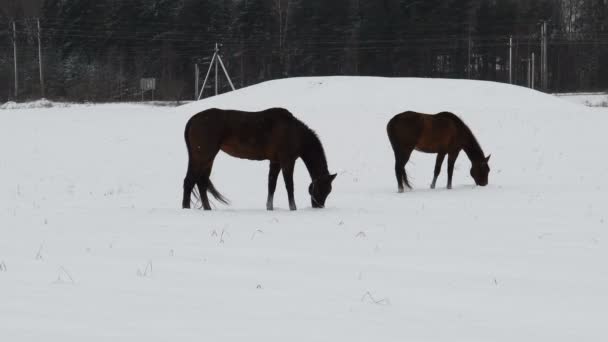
463, 131, 485, 163
300, 132, 329, 181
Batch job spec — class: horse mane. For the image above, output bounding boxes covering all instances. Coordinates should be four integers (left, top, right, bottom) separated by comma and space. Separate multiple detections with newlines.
293, 117, 329, 178
441, 112, 485, 161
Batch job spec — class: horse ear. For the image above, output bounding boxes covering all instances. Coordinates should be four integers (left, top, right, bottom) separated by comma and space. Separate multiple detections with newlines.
329, 173, 337, 181
485, 154, 491, 162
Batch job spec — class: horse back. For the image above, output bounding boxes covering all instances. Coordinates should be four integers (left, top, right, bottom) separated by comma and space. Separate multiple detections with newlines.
185, 107, 300, 161
387, 111, 461, 153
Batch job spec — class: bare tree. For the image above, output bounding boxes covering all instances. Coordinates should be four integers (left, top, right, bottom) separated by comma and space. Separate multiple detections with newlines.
560, 0, 584, 33
273, 0, 292, 76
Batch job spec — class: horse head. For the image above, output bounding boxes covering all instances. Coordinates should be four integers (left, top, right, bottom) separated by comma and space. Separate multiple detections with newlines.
470, 154, 491, 186
309, 173, 337, 208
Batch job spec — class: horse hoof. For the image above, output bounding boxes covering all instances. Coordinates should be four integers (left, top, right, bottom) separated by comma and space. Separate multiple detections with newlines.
398, 188, 404, 193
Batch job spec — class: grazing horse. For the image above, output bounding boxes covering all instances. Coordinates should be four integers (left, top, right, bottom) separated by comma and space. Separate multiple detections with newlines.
182, 107, 337, 210
387, 111, 491, 192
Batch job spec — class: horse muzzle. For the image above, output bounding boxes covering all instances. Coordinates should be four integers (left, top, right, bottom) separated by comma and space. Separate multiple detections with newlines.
311, 201, 325, 209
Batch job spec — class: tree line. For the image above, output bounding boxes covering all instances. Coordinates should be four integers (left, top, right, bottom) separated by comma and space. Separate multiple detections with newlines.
1, 0, 607, 102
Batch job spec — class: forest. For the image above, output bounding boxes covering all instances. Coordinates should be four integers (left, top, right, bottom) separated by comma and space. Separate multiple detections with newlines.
1, 0, 607, 102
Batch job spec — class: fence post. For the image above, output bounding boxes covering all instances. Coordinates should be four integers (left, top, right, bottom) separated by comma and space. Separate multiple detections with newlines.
37, 18, 45, 98
509, 36, 513, 84
467, 32, 472, 79
12, 21, 18, 99
195, 64, 199, 100
541, 21, 549, 91
531, 53, 535, 89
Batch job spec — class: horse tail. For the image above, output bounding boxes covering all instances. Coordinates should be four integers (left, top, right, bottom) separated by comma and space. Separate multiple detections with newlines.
188, 174, 230, 209
207, 180, 230, 205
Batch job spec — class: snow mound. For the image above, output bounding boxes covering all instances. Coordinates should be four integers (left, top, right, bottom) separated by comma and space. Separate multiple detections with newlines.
177, 76, 584, 116
0, 98, 59, 110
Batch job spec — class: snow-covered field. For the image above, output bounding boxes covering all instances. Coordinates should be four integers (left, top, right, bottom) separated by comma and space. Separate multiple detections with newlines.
1, 77, 607, 341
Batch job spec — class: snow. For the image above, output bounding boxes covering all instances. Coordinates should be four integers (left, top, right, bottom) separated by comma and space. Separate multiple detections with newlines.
0, 98, 60, 110
556, 92, 608, 107
1, 77, 607, 341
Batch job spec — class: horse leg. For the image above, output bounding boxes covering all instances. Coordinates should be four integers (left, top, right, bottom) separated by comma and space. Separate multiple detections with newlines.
431, 153, 446, 189
394, 156, 405, 193
447, 151, 460, 189
281, 160, 297, 211
192, 148, 219, 210
182, 161, 197, 209
400, 149, 414, 191
267, 162, 281, 211
394, 148, 413, 193
197, 165, 213, 210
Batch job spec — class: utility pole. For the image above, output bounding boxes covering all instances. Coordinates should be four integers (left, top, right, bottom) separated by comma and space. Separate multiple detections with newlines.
194, 64, 199, 100
531, 53, 535, 89
525, 58, 531, 88
467, 31, 472, 79
197, 43, 236, 100
37, 18, 45, 98
508, 35, 513, 84
214, 43, 219, 96
541, 21, 549, 91
12, 21, 18, 99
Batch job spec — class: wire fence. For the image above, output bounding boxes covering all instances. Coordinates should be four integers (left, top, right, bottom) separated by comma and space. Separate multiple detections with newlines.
2, 18, 608, 102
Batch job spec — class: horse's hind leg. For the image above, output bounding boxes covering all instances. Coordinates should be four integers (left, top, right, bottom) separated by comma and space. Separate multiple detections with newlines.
394, 157, 405, 193
196, 163, 214, 210
182, 162, 197, 209
395, 149, 413, 192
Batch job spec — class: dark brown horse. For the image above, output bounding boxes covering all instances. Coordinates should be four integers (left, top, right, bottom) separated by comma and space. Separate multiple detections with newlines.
387, 111, 490, 192
182, 107, 337, 210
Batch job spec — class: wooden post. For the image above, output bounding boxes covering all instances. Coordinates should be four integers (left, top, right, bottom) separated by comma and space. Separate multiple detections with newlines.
531, 53, 535, 89
509, 36, 513, 84
526, 58, 531, 88
198, 53, 216, 100
195, 64, 199, 100
214, 43, 219, 96
12, 21, 18, 99
467, 32, 472, 79
217, 55, 236, 91
542, 21, 549, 91
37, 19, 45, 98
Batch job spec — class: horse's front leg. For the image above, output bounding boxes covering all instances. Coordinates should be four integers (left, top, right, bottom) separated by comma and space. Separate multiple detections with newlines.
267, 162, 281, 210
431, 153, 446, 189
281, 160, 297, 211
447, 151, 460, 189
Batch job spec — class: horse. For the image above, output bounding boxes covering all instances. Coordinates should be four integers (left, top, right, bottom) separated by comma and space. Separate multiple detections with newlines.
182, 107, 337, 211
386, 111, 491, 192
